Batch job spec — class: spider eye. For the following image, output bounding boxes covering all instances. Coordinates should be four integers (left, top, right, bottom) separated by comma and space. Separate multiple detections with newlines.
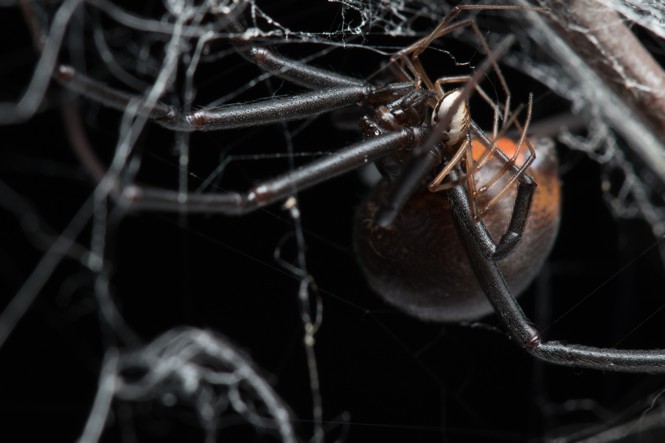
432, 90, 470, 146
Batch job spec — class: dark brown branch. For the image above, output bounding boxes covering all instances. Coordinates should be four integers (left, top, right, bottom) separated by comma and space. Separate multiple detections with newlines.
547, 0, 665, 138
519, 0, 665, 184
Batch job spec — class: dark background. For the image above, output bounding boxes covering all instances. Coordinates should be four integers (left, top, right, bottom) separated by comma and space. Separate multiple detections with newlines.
2, 1, 665, 442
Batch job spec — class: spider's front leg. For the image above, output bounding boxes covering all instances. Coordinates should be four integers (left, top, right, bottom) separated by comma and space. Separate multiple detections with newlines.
445, 167, 665, 373
390, 5, 541, 113
491, 172, 536, 259
121, 127, 427, 215
54, 65, 411, 132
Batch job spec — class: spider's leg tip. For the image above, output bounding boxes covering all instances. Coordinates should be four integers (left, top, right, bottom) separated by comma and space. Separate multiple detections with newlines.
375, 207, 397, 228
55, 64, 75, 81
120, 185, 142, 206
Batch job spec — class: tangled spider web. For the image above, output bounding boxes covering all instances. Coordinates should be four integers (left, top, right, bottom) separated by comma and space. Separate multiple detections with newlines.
2, 1, 665, 442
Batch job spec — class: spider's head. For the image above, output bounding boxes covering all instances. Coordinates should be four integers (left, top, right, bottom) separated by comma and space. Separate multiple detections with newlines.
431, 89, 470, 147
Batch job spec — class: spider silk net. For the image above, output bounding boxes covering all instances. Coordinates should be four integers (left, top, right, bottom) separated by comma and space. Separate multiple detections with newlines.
1, 1, 665, 442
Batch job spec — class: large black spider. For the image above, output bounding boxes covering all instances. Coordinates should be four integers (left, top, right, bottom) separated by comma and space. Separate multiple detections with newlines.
23, 2, 665, 373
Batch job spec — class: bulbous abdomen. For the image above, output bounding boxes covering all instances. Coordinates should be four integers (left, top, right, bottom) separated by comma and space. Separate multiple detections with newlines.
354, 138, 560, 322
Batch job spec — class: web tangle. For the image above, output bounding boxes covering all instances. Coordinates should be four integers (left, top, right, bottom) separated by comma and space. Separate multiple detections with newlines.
1, 1, 665, 442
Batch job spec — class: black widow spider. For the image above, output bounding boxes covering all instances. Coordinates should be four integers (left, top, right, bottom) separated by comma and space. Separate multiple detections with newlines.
23, 2, 665, 373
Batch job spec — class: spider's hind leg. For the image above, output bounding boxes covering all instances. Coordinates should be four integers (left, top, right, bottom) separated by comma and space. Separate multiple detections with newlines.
469, 96, 538, 260
447, 165, 665, 373
469, 129, 536, 260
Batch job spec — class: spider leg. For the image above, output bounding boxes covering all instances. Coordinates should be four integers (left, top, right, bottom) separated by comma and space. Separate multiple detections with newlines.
120, 127, 426, 215
492, 173, 535, 259
249, 47, 366, 89
397, 5, 542, 61
376, 36, 514, 228
393, 9, 523, 121
373, 144, 443, 228
247, 47, 419, 108
464, 142, 480, 217
474, 96, 536, 205
392, 18, 482, 90
446, 167, 665, 372
469, 104, 528, 178
393, 5, 543, 117
427, 133, 471, 190
470, 123, 535, 260
226, 12, 368, 90
390, 6, 480, 84
55, 65, 410, 132
248, 47, 417, 107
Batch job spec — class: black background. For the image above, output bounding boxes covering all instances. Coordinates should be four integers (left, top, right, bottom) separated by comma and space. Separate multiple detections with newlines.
2, 2, 665, 442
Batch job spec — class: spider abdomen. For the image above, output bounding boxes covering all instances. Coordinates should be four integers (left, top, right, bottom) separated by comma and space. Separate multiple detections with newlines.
432, 90, 470, 146
355, 138, 560, 322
